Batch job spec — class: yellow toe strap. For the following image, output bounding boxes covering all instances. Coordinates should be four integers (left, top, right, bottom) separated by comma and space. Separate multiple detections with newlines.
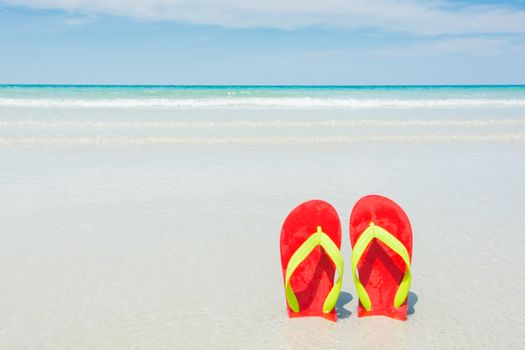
285, 226, 343, 314
351, 222, 411, 311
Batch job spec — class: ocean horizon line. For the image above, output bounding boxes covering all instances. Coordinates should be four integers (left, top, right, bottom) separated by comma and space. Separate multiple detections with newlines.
1, 84, 525, 88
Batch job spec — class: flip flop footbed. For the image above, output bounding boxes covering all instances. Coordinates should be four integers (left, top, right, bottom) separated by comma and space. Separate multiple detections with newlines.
280, 200, 342, 321
350, 195, 413, 320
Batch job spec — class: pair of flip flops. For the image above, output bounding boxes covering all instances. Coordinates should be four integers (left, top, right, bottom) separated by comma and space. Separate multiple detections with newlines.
280, 195, 413, 321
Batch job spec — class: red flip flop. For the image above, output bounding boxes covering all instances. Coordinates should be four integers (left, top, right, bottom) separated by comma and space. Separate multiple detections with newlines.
350, 195, 413, 320
280, 200, 344, 321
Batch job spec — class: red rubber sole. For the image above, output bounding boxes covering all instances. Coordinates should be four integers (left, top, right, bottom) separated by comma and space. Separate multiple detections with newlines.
350, 195, 413, 320
280, 199, 341, 321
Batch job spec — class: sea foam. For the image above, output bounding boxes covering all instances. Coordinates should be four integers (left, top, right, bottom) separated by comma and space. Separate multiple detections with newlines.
2, 97, 525, 108
1, 119, 525, 129
1, 134, 524, 145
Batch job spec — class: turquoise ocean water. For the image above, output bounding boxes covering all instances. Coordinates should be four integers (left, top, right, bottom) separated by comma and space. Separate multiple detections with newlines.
1, 85, 524, 144
1, 85, 525, 107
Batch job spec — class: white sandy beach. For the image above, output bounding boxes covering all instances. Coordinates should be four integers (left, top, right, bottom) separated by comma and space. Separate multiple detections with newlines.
1, 87, 525, 349
1, 130, 525, 348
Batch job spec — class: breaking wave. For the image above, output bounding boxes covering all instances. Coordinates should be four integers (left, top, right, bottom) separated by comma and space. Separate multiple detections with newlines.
2, 97, 525, 108
1, 134, 524, 145
1, 119, 525, 129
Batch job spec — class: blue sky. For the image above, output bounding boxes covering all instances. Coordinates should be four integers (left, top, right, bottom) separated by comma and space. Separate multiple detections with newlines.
1, 0, 524, 85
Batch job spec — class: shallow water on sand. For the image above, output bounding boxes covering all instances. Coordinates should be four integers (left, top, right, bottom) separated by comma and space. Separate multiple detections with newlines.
1, 141, 524, 349
2, 85, 525, 145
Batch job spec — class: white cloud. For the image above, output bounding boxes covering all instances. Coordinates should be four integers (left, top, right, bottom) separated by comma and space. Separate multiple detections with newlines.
368, 38, 525, 57
3, 0, 525, 35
